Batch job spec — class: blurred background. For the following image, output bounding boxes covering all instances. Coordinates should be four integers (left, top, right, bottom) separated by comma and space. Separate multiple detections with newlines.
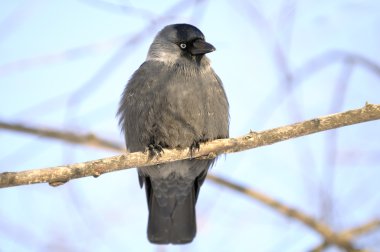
1, 0, 380, 251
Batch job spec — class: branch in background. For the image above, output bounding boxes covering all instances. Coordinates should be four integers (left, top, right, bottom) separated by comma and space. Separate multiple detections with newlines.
0, 121, 123, 151
207, 174, 357, 251
0, 103, 379, 189
342, 219, 380, 239
309, 219, 380, 252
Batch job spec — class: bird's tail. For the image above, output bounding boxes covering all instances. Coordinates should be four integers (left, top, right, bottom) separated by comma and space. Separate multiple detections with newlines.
146, 181, 197, 244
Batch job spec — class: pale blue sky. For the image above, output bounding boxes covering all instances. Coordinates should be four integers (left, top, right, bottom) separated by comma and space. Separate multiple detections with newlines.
1, 0, 380, 251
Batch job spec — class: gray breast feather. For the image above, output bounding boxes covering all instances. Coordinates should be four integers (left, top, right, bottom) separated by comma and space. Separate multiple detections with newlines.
118, 60, 229, 153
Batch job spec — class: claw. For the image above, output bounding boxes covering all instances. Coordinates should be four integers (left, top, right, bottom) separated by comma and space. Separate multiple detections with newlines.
148, 141, 164, 157
190, 140, 201, 158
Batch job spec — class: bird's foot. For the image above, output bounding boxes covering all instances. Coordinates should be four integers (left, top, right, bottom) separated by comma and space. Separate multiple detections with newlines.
148, 143, 164, 157
190, 138, 206, 158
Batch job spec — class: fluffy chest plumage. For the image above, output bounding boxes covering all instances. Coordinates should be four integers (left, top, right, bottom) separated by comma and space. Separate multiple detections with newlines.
118, 60, 228, 152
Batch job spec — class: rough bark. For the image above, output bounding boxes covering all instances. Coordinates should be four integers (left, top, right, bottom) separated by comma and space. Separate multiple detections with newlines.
0, 103, 379, 188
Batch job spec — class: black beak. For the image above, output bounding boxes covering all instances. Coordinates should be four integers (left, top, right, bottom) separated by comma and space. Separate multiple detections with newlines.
190, 39, 216, 55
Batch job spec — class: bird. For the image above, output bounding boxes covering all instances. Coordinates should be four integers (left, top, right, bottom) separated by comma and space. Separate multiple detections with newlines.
117, 23, 229, 244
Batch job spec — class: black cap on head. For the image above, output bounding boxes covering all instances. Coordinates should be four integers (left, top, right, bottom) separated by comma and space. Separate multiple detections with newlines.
158, 24, 215, 55
171, 24, 205, 42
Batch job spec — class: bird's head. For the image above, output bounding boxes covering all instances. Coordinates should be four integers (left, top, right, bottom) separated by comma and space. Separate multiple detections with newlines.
147, 24, 215, 64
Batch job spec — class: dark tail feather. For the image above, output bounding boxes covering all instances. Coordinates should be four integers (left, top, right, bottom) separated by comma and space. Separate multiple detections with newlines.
147, 186, 196, 244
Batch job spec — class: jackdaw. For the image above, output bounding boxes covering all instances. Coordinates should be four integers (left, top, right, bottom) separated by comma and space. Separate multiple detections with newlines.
117, 23, 229, 244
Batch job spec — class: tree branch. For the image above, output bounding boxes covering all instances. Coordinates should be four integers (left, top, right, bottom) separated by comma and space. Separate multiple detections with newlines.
1, 104, 380, 251
0, 121, 123, 151
310, 219, 380, 252
0, 103, 379, 188
207, 174, 358, 251
342, 219, 380, 239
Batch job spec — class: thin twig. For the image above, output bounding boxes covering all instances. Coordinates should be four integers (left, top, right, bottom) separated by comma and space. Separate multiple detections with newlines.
0, 121, 123, 151
207, 174, 360, 251
309, 219, 380, 252
342, 219, 380, 239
